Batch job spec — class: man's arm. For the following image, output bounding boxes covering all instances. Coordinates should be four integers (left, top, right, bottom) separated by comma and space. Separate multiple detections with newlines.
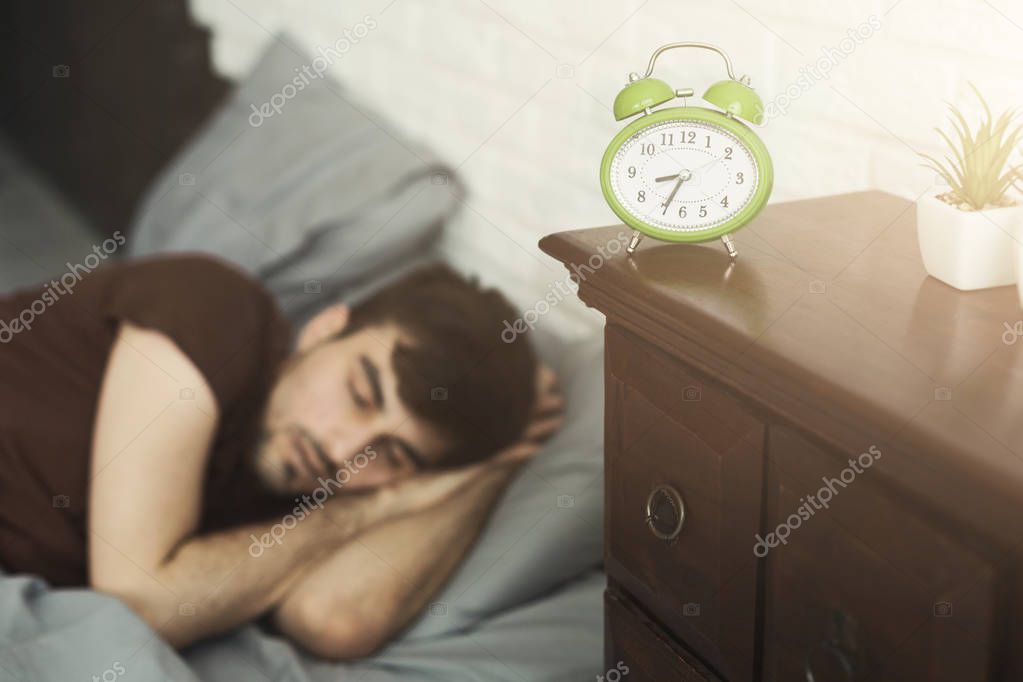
272, 461, 517, 659
88, 323, 482, 648
273, 373, 565, 660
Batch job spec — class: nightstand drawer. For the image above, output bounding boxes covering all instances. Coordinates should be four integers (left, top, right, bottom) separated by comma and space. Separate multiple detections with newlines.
763, 427, 997, 681
605, 324, 764, 681
606, 589, 718, 681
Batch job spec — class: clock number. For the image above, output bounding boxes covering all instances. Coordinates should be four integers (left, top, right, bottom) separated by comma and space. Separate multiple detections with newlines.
627, 166, 637, 178
724, 147, 733, 160
705, 135, 712, 149
720, 196, 729, 209
681, 130, 696, 144
637, 190, 646, 203
699, 205, 708, 218
661, 133, 673, 146
640, 143, 655, 155
678, 205, 687, 219
736, 172, 745, 184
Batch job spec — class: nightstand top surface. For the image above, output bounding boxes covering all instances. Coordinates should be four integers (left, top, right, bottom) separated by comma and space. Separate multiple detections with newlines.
541, 190, 1023, 526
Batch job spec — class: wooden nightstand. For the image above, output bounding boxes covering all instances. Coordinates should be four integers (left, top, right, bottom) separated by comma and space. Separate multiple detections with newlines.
541, 191, 1023, 681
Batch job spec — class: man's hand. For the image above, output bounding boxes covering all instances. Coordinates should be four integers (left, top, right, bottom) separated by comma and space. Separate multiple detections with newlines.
494, 363, 565, 464
380, 364, 566, 515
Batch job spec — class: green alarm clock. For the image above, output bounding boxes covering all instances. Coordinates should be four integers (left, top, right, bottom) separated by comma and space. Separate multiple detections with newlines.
600, 42, 773, 257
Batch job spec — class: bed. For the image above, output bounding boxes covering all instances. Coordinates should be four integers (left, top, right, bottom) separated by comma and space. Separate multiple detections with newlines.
0, 6, 605, 681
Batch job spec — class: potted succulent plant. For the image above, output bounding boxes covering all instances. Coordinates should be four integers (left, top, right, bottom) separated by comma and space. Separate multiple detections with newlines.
917, 85, 1023, 291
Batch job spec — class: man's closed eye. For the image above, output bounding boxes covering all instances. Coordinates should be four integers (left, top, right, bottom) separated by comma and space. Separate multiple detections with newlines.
348, 354, 383, 411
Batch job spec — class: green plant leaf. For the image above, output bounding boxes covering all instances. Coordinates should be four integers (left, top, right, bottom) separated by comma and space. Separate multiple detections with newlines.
921, 86, 1021, 209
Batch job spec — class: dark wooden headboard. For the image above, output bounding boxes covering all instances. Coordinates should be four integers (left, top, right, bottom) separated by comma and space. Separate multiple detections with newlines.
0, 0, 230, 237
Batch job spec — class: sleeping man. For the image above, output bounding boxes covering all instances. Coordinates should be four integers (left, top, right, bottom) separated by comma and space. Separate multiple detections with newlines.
0, 255, 562, 658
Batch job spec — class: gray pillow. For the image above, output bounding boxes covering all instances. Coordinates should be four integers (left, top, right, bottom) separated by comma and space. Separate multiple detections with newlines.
129, 36, 461, 320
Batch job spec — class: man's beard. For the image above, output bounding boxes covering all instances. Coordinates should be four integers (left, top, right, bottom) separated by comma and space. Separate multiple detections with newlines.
252, 430, 293, 493
253, 359, 296, 492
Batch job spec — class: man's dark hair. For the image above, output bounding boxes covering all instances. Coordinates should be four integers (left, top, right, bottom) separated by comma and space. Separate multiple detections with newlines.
345, 264, 537, 468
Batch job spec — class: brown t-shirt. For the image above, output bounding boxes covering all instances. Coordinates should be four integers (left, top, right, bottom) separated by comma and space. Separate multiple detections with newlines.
0, 254, 294, 586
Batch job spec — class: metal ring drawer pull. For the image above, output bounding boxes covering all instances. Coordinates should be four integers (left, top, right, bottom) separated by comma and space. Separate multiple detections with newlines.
645, 484, 685, 541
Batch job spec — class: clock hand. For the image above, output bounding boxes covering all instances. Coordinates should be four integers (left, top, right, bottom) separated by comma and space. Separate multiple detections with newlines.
660, 169, 693, 211
655, 173, 680, 182
661, 178, 684, 209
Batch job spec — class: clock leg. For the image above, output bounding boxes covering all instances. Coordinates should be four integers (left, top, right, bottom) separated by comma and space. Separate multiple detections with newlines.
626, 231, 643, 254
721, 234, 738, 258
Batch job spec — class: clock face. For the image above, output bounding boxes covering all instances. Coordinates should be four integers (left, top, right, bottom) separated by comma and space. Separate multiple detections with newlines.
608, 118, 760, 234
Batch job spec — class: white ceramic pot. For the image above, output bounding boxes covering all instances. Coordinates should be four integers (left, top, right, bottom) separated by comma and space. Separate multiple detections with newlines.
916, 192, 1023, 291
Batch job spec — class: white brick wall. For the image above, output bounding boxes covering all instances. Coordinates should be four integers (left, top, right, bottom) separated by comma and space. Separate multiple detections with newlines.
187, 0, 1023, 337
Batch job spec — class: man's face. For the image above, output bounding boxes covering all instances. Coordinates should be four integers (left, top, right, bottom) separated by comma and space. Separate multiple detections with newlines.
254, 307, 450, 495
